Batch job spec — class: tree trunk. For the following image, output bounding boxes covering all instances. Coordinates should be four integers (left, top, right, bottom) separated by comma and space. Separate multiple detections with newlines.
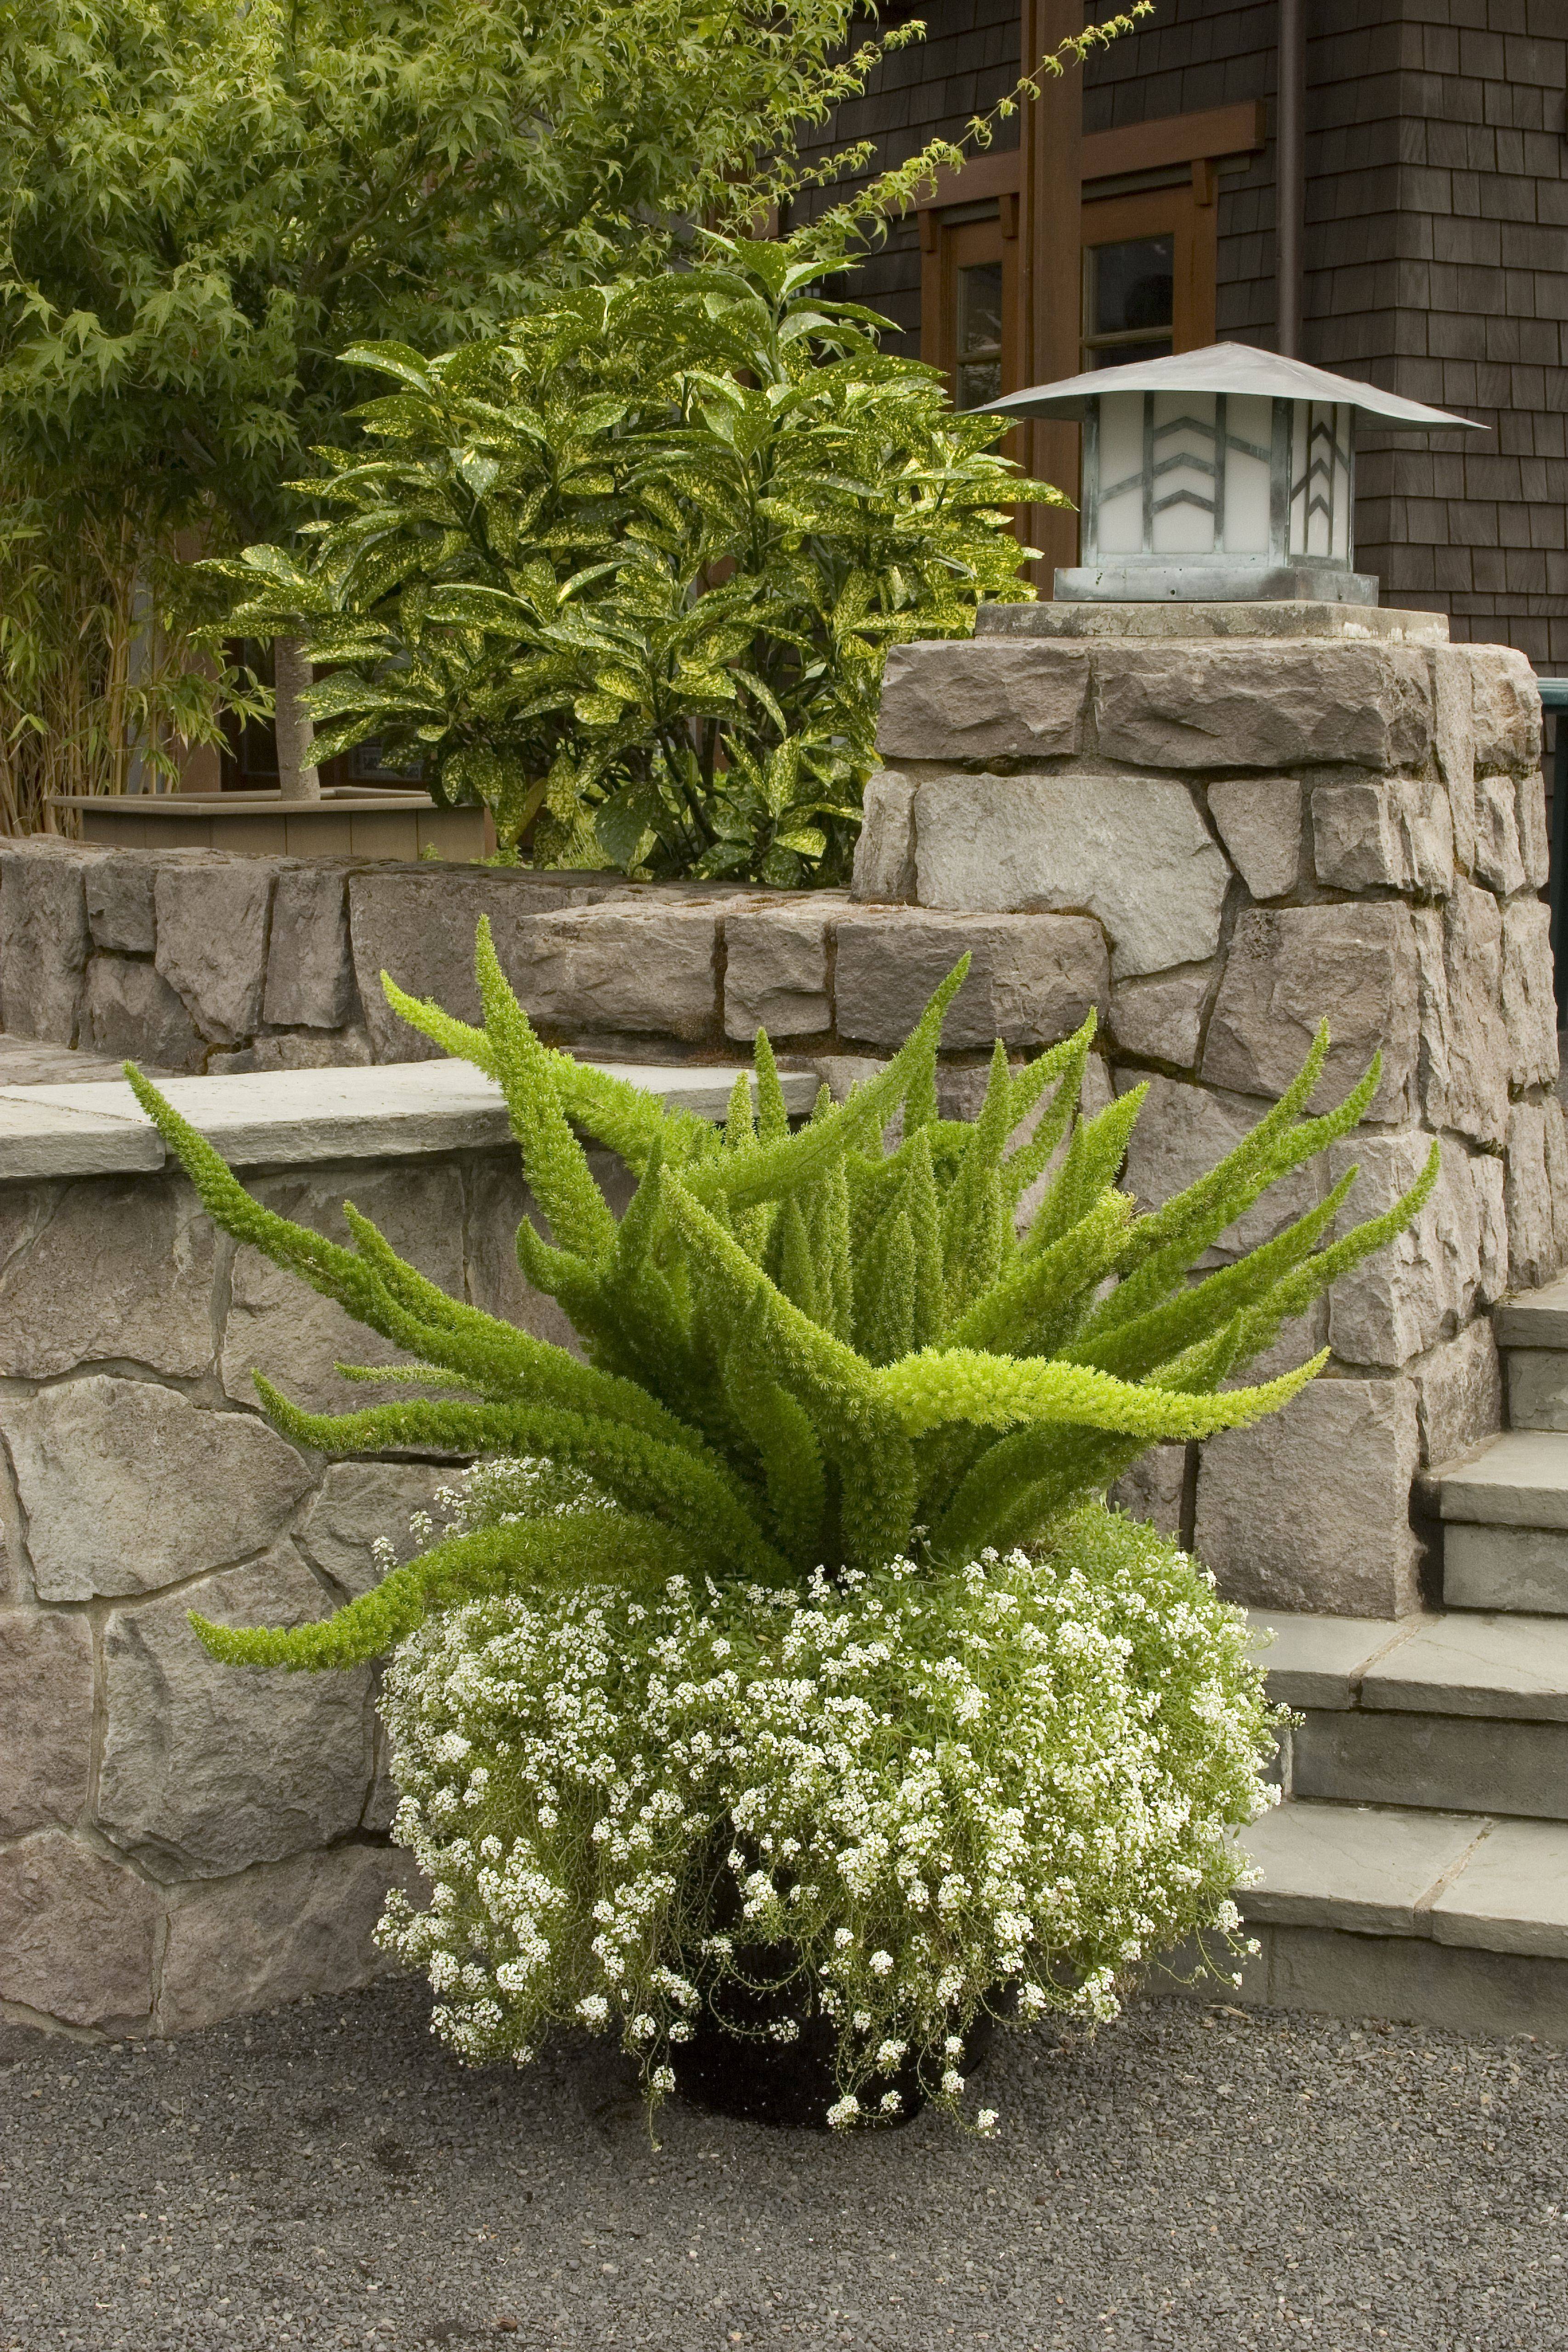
273, 636, 322, 801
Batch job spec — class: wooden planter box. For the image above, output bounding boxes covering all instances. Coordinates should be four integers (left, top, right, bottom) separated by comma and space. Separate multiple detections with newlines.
51, 786, 491, 860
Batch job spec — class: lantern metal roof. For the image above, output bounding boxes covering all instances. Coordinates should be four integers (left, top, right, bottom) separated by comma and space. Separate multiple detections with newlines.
979, 342, 1486, 432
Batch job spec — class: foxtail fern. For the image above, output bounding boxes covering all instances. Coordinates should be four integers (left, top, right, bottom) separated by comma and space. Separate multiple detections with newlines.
124, 926, 1435, 1670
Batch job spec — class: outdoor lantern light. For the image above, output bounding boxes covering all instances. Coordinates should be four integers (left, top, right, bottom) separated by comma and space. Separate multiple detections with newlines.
982, 343, 1485, 603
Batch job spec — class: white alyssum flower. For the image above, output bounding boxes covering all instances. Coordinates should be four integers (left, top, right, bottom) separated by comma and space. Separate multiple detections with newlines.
373, 1481, 1279, 2134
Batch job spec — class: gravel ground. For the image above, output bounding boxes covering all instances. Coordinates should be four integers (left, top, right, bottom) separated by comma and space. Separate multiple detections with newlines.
1, 1977, 1564, 2352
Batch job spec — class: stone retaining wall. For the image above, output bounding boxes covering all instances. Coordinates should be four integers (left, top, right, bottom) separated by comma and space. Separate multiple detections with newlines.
0, 1063, 805, 2048
3, 611, 1564, 1678
0, 840, 1111, 1076
858, 610, 1566, 1621
5, 594, 1568, 2049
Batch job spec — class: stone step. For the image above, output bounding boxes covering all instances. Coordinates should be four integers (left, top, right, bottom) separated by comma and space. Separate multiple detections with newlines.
1444, 1523, 1568, 1615
1254, 1607, 1568, 1820
1436, 1429, 1568, 1611
1494, 1274, 1568, 1354
1240, 1799, 1568, 1953
1437, 1427, 1568, 1527
1493, 1280, 1568, 1429
1213, 1800, 1568, 2043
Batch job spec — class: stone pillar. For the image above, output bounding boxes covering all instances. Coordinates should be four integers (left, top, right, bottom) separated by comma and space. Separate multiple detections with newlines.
858, 600, 1563, 1618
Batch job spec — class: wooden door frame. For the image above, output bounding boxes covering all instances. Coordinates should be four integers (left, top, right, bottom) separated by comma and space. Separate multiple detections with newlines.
919, 209, 1019, 401
920, 173, 1221, 573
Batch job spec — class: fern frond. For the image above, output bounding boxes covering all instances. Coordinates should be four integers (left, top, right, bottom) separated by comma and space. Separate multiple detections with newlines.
947, 1191, 1133, 1357
723, 1067, 758, 1154
190, 1513, 689, 1670
878, 1346, 1325, 1443
998, 1026, 1094, 1214
379, 972, 496, 1074
145, 941, 1415, 1663
657, 1166, 916, 1568
933, 1425, 1146, 1562
475, 919, 619, 1264
691, 955, 972, 1212
1109, 1024, 1345, 1300
1230, 1139, 1441, 1366
127, 1063, 679, 1443
753, 1029, 792, 1144
1025, 1084, 1145, 1258
1074, 1171, 1359, 1381
725, 1296, 827, 1569
251, 1377, 791, 1582
939, 1040, 1017, 1318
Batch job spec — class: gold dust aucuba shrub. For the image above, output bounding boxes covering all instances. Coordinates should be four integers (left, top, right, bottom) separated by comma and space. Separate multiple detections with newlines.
377, 1494, 1279, 2132
210, 233, 1059, 887
125, 928, 1435, 2127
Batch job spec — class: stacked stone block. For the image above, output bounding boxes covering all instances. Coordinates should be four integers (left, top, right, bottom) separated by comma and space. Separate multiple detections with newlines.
855, 615, 1564, 1622
0, 839, 1115, 1072
0, 1136, 597, 2046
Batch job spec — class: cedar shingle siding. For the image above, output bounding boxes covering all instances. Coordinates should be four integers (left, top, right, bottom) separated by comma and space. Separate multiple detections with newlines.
1090, 0, 1568, 665
1082, 0, 1277, 345
790, 1, 1020, 351
798, 0, 1568, 668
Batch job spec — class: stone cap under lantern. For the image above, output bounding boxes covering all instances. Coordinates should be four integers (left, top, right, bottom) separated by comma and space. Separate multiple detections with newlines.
976, 599, 1452, 644
981, 343, 1486, 608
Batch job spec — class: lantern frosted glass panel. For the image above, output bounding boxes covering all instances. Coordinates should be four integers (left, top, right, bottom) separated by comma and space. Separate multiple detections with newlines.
1093, 393, 1145, 554
1150, 393, 1219, 555
1221, 395, 1274, 556
1288, 402, 1353, 562
1072, 388, 1367, 599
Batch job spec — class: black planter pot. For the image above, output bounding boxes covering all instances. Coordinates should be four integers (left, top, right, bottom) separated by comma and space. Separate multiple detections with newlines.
669, 1968, 994, 2131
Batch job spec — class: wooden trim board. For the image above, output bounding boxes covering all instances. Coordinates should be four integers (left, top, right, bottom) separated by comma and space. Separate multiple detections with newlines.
911, 101, 1265, 212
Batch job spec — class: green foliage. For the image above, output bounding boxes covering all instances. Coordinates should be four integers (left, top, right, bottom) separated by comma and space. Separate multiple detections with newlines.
0, 488, 264, 829
122, 933, 1438, 1673
0, 0, 1146, 832
0, 0, 929, 543
209, 239, 1057, 883
0, 0, 945, 828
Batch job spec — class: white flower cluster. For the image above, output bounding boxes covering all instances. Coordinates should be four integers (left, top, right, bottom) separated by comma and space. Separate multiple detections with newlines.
375, 1494, 1279, 2130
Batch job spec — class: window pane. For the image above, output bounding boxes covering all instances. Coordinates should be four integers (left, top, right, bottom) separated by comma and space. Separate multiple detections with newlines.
957, 358, 1003, 410
349, 739, 424, 784
955, 261, 1003, 409
1089, 237, 1174, 338
958, 262, 1004, 359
